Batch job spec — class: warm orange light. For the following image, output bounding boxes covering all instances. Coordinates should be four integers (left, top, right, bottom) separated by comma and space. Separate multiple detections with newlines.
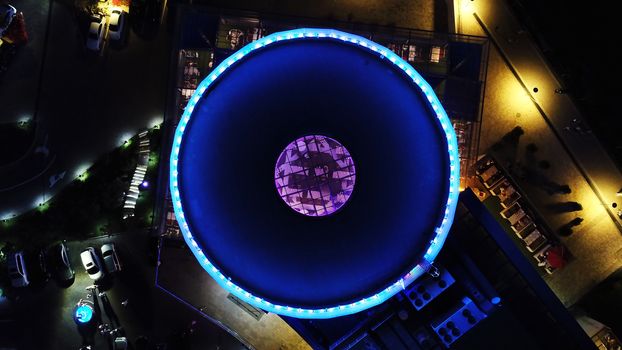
461, 0, 474, 14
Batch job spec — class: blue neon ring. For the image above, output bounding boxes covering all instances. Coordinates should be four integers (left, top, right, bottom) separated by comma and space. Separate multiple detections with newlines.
170, 28, 460, 319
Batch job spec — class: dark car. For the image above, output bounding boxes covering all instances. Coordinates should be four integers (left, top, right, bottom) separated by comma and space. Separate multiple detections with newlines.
129, 0, 162, 39
7, 251, 29, 287
0, 4, 16, 38
27, 249, 51, 285
101, 243, 121, 273
49, 242, 75, 284
0, 40, 16, 79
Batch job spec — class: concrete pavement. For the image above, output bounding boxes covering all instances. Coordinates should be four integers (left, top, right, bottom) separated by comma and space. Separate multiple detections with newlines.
459, 0, 622, 231
453, 0, 622, 306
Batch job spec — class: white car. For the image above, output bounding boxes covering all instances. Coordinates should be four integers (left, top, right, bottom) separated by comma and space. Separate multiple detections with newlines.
0, 4, 16, 38
113, 336, 128, 350
108, 8, 126, 41
80, 247, 104, 280
101, 243, 121, 273
7, 251, 29, 287
86, 16, 106, 51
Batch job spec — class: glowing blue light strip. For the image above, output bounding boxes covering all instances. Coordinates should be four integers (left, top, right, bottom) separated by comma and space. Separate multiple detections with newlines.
169, 28, 460, 319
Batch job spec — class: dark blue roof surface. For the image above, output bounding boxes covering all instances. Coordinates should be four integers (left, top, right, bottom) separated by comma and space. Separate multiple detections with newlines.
177, 39, 450, 308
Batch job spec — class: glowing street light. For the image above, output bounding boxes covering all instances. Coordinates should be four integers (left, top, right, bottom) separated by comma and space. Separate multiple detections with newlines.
73, 302, 95, 325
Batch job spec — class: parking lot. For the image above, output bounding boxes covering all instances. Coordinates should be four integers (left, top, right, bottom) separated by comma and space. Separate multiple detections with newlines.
2, 233, 149, 348
1, 232, 245, 349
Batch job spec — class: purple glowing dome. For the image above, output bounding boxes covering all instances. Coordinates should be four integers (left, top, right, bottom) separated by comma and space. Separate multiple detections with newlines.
275, 135, 356, 216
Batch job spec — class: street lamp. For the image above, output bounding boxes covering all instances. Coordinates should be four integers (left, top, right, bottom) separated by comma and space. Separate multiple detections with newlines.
73, 301, 95, 325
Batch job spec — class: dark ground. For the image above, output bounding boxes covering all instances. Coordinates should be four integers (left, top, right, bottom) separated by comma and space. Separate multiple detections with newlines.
579, 267, 622, 339
0, 122, 34, 166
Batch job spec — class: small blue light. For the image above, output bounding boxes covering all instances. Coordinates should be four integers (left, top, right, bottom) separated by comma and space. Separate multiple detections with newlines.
75, 305, 93, 323
491, 297, 501, 305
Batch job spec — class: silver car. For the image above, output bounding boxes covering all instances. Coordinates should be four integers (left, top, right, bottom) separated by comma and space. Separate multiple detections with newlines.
86, 16, 106, 51
7, 251, 29, 287
80, 247, 104, 280
113, 336, 127, 350
101, 243, 121, 273
108, 8, 126, 41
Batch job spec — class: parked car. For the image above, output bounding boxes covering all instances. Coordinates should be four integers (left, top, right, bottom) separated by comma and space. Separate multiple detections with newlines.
129, 0, 161, 39
80, 247, 104, 280
4, 11, 27, 44
7, 251, 29, 287
113, 336, 128, 350
108, 8, 126, 41
101, 243, 121, 273
86, 16, 106, 51
0, 4, 16, 38
0, 39, 17, 79
49, 241, 75, 283
28, 248, 50, 285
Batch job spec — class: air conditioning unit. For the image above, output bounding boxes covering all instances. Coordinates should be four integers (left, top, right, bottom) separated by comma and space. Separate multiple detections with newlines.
404, 266, 455, 310
431, 296, 487, 347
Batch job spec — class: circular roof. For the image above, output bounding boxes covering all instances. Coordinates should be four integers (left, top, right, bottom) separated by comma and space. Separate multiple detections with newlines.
170, 28, 460, 318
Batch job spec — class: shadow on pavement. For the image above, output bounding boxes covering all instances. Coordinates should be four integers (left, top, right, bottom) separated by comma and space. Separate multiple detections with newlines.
116, 244, 156, 330
492, 126, 524, 154
491, 128, 573, 196
519, 166, 571, 195
558, 217, 584, 236
77, 321, 98, 348
579, 267, 622, 338
545, 201, 583, 214
99, 291, 122, 330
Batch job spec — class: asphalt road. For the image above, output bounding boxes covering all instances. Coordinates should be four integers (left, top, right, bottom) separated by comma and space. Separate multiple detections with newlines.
0, 0, 170, 219
0, 232, 246, 349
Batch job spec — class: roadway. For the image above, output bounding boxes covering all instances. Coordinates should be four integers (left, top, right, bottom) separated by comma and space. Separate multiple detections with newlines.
0, 0, 169, 219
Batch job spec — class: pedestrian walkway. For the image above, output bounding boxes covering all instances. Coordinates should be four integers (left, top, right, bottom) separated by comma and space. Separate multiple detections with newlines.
452, 0, 622, 306
457, 0, 622, 232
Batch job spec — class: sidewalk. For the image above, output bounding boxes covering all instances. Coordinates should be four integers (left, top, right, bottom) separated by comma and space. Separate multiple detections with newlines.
453, 0, 622, 306
459, 0, 622, 232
